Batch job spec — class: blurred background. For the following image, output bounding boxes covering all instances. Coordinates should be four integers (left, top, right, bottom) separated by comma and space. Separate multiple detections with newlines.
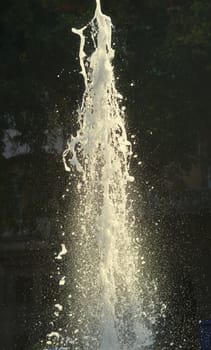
0, 0, 211, 349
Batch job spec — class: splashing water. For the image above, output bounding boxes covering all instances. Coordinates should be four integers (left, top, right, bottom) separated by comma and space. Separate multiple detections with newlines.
63, 0, 154, 349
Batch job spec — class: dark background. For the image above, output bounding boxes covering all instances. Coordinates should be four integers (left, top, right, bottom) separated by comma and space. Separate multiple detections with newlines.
0, 0, 211, 349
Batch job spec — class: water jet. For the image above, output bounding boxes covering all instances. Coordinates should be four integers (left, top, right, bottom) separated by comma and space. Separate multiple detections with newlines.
49, 1, 156, 349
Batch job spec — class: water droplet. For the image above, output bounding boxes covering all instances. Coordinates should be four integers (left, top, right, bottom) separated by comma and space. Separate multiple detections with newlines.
59, 276, 66, 286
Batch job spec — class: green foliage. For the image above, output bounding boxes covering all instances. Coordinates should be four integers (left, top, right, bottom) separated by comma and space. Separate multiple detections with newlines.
0, 0, 92, 150
107, 0, 211, 189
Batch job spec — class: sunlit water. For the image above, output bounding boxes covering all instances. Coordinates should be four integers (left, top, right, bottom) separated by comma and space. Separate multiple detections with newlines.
48, 0, 157, 349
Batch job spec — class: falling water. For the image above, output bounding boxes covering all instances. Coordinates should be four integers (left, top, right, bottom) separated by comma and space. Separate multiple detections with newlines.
62, 0, 154, 349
